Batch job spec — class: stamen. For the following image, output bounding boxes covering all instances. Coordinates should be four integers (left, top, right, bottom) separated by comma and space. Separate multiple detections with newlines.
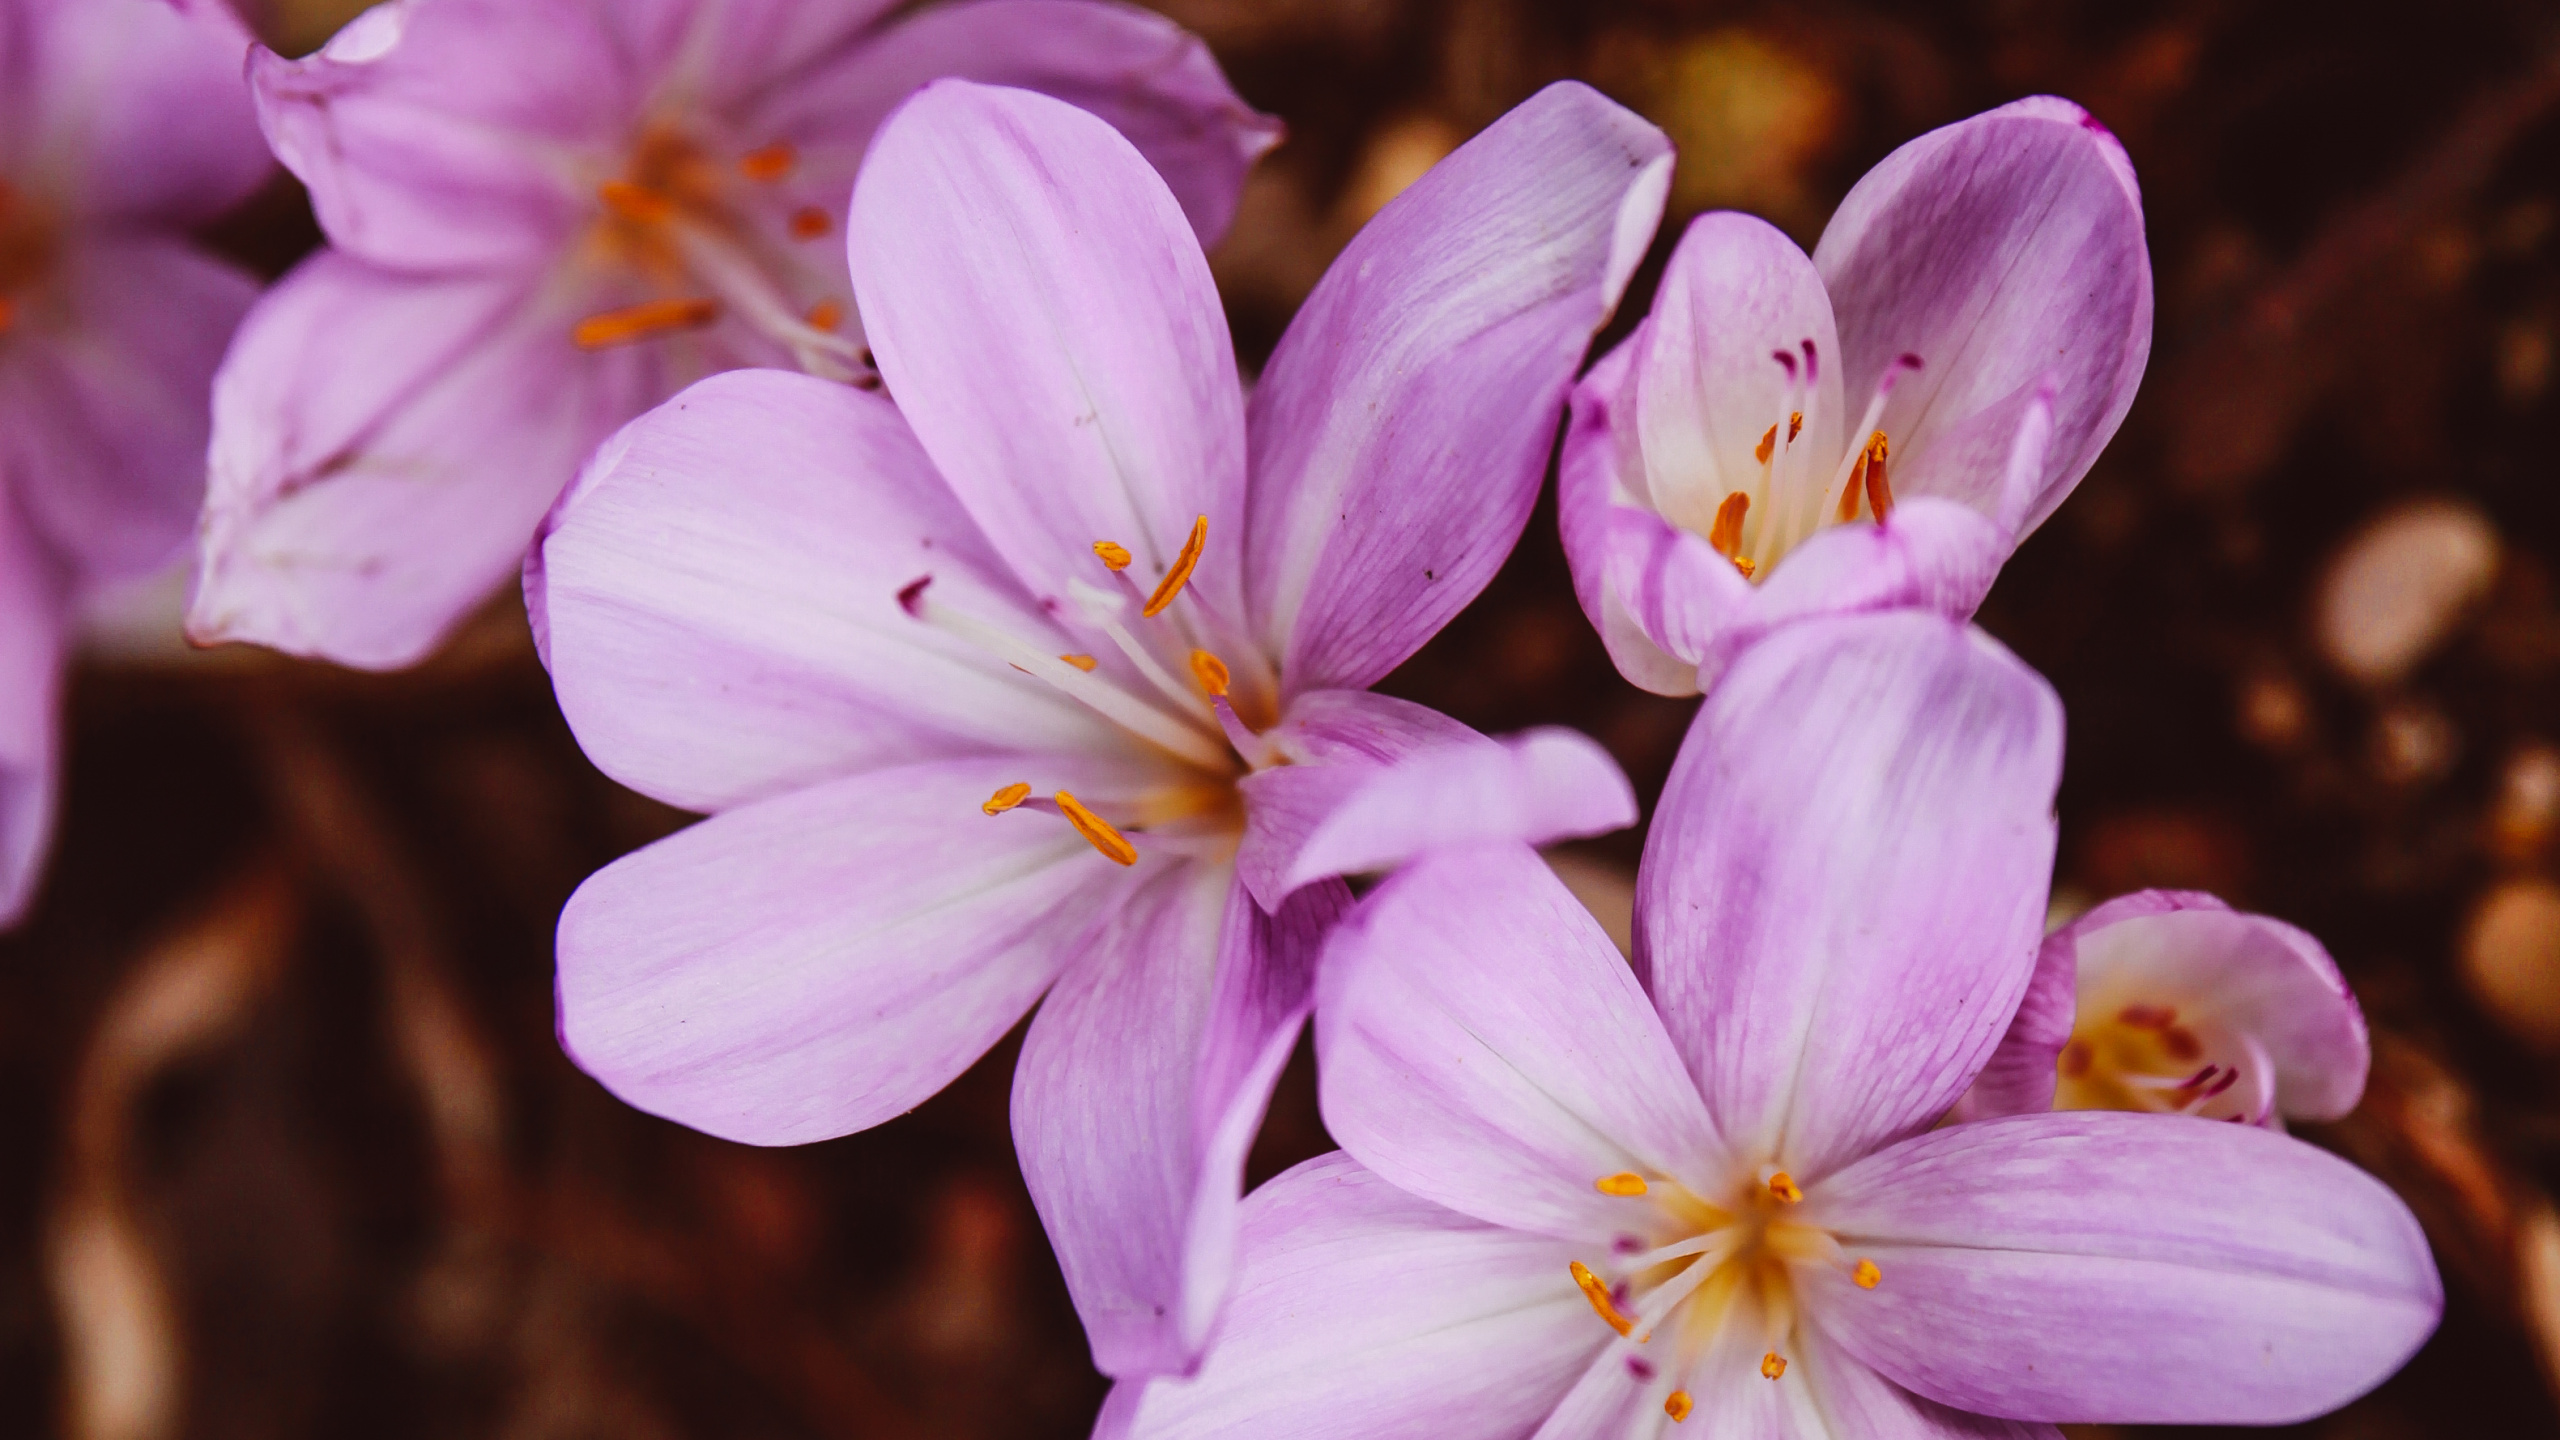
1708, 492, 1750, 560
1761, 1352, 1788, 1380
739, 142, 796, 182
982, 783, 1032, 816
1664, 1391, 1692, 1422
1853, 1258, 1881, 1290
1594, 1172, 1649, 1197
1861, 431, 1893, 523
1836, 451, 1867, 522
1060, 654, 1099, 671
1056, 792, 1138, 866
572, 297, 719, 349
789, 206, 831, 240
597, 179, 673, 224
1093, 541, 1132, 571
1754, 425, 1778, 466
1142, 515, 1208, 617
805, 299, 844, 332
1189, 650, 1231, 697
1767, 1173, 1802, 1204
1569, 1260, 1637, 1338
1787, 411, 1804, 442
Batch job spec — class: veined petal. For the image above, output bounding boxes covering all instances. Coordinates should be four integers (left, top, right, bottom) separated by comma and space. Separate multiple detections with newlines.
746, 0, 1278, 248
1803, 1112, 2441, 1425
0, 499, 64, 927
533, 369, 1123, 815
1015, 866, 1344, 1378
1246, 80, 1671, 694
0, 235, 257, 584
1739, 497, 2012, 658
1236, 688, 1634, 909
1638, 612, 2062, 1181
849, 80, 1248, 626
21, 0, 270, 224
1948, 912, 2081, 1124
1317, 845, 1727, 1237
1812, 96, 2150, 538
555, 757, 1139, 1148
189, 250, 652, 670
1110, 1153, 1594, 1440
1792, 1323, 2063, 1440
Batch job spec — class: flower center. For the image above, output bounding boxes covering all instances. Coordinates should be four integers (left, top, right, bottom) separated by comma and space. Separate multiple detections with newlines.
0, 180, 59, 337
903, 517, 1280, 867
1569, 1168, 1881, 1421
568, 125, 861, 379
2056, 1003, 2268, 1124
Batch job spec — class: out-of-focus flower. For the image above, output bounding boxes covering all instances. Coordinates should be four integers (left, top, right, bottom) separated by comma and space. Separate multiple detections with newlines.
1959, 890, 2368, 1129
0, 0, 272, 921
188, 0, 1284, 670
1105, 614, 2439, 1439
1561, 97, 2152, 695
530, 80, 1669, 1377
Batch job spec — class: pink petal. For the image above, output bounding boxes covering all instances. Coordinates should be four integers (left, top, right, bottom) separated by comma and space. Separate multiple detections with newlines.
1637, 612, 2062, 1182
1014, 866, 1347, 1377
555, 756, 1139, 1147
1235, 688, 1634, 910
16, 0, 270, 224
190, 251, 653, 669
1812, 96, 2150, 537
1245, 80, 1671, 694
848, 80, 1249, 628
1946, 911, 2081, 1124
1316, 846, 1727, 1238
1804, 1112, 2440, 1425
0, 500, 65, 927
533, 368, 1126, 815
1109, 1152, 1592, 1440
0, 235, 258, 584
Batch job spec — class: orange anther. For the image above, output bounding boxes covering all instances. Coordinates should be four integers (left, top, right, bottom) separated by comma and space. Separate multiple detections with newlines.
982, 782, 1032, 816
1787, 411, 1803, 442
1664, 1391, 1692, 1422
1594, 1172, 1648, 1197
788, 205, 831, 240
1732, 555, 1756, 579
1189, 649, 1231, 697
571, 297, 720, 349
597, 178, 674, 224
1056, 791, 1138, 866
1761, 1352, 1788, 1380
1092, 541, 1132, 571
806, 298, 844, 332
1862, 431, 1893, 523
1569, 1261, 1637, 1338
1837, 454, 1867, 523
1754, 423, 1778, 466
1708, 491, 1750, 560
1059, 654, 1099, 671
1142, 515, 1208, 617
1768, 1172, 1802, 1204
739, 142, 796, 182
1853, 1258, 1881, 1290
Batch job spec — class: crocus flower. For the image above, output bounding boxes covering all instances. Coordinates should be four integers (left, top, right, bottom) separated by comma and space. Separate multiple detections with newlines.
1958, 889, 2368, 1129
1105, 612, 2439, 1438
1562, 97, 2152, 695
187, 0, 1283, 670
528, 80, 1669, 1377
0, 0, 271, 921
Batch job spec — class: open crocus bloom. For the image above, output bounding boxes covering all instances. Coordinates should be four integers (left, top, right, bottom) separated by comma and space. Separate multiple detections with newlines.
0, 0, 270, 922
1958, 890, 2368, 1129
1105, 612, 2439, 1438
531, 79, 1669, 1377
1562, 96, 2152, 695
189, 0, 1281, 670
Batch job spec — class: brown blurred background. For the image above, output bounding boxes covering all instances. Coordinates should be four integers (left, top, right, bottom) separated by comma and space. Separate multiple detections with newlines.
9, 0, 2560, 1435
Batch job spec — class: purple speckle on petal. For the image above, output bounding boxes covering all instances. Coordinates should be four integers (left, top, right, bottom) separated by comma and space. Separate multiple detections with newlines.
1612, 1233, 1645, 1256
1627, 1355, 1657, 1382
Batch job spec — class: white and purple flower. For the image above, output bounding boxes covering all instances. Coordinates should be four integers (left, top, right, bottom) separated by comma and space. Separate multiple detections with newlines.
1105, 612, 2438, 1438
527, 79, 1671, 1378
188, 0, 1283, 669
1562, 97, 2153, 695
0, 0, 271, 922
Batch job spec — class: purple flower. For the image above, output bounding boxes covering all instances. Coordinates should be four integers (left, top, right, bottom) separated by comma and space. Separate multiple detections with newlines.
1105, 613, 2439, 1438
0, 0, 271, 922
1958, 889, 2369, 1129
187, 0, 1283, 670
527, 79, 1670, 1377
1562, 97, 2152, 695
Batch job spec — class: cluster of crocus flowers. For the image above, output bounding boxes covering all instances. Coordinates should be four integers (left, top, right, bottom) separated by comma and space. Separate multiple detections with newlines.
1561, 96, 2153, 696
529, 78, 1671, 1376
0, 0, 272, 922
1104, 614, 2440, 1438
187, 0, 1283, 669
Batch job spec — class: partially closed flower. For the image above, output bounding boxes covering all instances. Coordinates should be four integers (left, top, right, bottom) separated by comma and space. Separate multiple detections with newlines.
1562, 97, 2152, 695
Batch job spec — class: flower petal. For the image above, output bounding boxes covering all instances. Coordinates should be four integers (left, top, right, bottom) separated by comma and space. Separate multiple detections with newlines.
18, 0, 269, 224
0, 500, 64, 927
532, 368, 1124, 814
748, 0, 1278, 248
190, 250, 651, 670
1637, 612, 2062, 1181
848, 80, 1248, 628
1014, 865, 1346, 1378
0, 235, 258, 584
555, 757, 1138, 1147
1245, 80, 1671, 694
1803, 1111, 2441, 1425
1792, 1322, 2062, 1440
1947, 913, 2080, 1124
1110, 1152, 1594, 1440
1317, 845, 1726, 1237
1236, 688, 1635, 909
1812, 96, 2150, 537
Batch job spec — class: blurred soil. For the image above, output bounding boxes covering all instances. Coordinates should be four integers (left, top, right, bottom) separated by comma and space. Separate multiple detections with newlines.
10, 0, 2560, 1435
